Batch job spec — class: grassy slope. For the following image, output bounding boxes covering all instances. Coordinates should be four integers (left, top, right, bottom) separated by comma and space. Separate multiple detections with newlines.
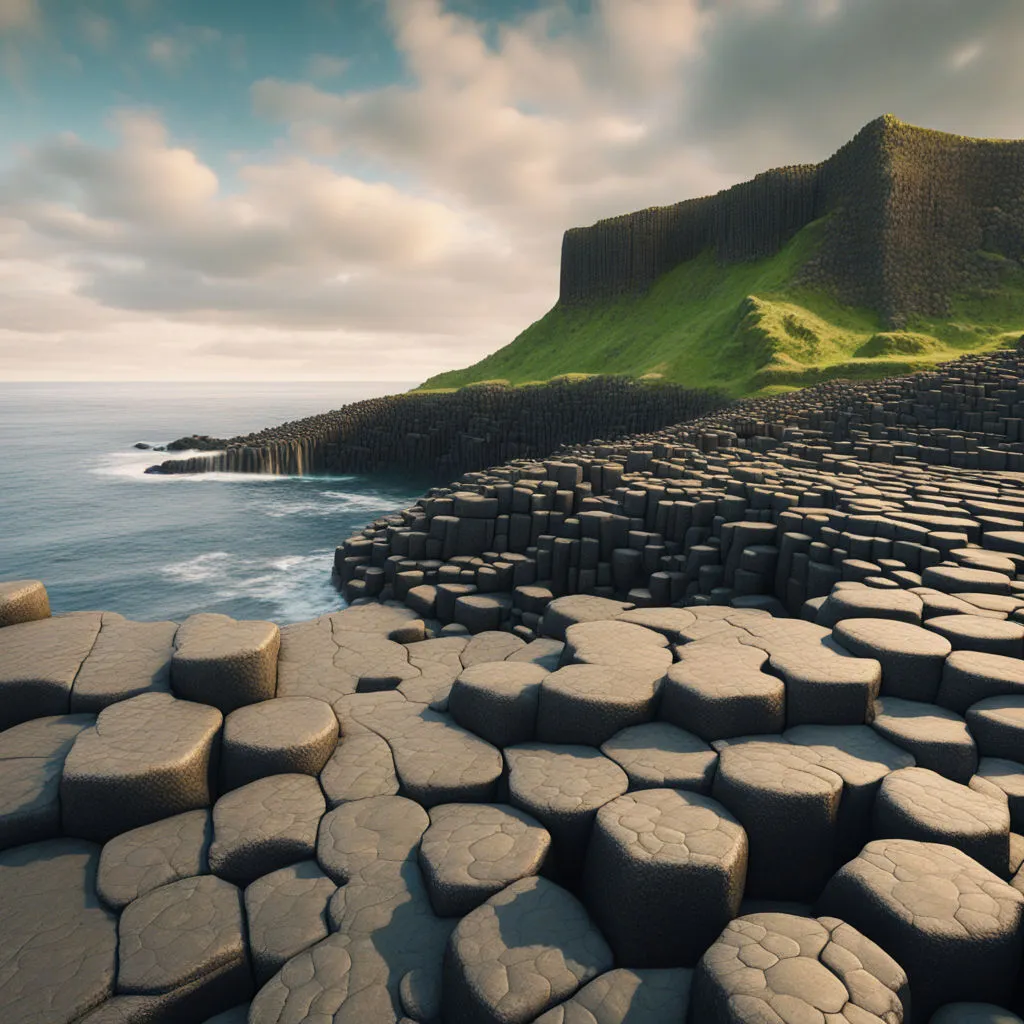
417, 218, 1024, 397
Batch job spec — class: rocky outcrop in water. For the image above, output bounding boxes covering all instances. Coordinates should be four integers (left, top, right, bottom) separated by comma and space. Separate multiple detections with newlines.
149, 376, 726, 479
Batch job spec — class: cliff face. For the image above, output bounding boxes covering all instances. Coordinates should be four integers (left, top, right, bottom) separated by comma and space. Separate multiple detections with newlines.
153, 376, 727, 479
559, 116, 1024, 327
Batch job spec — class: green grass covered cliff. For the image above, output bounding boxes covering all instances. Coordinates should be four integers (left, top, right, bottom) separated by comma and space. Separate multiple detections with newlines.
418, 116, 1024, 397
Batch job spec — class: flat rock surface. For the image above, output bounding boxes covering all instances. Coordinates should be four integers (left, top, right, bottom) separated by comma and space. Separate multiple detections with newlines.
443, 875, 613, 1024
96, 808, 212, 911
70, 615, 177, 713
209, 773, 325, 886
117, 873, 246, 994
600, 721, 717, 793
531, 967, 693, 1024
418, 802, 551, 917
0, 838, 118, 1024
61, 691, 223, 843
0, 612, 102, 728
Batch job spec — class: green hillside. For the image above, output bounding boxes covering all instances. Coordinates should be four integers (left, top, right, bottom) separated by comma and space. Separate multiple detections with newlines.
417, 218, 1024, 397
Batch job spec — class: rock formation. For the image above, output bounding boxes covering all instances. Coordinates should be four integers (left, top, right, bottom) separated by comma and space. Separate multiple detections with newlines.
150, 376, 725, 479
8, 345, 1024, 1019
560, 115, 1024, 328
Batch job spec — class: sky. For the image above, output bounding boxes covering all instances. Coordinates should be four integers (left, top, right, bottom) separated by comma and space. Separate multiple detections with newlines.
0, 0, 1022, 382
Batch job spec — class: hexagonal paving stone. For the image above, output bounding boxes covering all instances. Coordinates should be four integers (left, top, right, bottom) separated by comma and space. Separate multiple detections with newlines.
171, 613, 280, 713
600, 722, 717, 794
818, 838, 1024, 1019
447, 661, 547, 748
938, 651, 1024, 714
220, 695, 337, 791
712, 740, 843, 902
925, 615, 1024, 658
418, 803, 551, 917
0, 838, 118, 1024
967, 697, 1024, 763
442, 875, 613, 1024
871, 696, 978, 784
581, 788, 747, 967
97, 809, 212, 911
873, 767, 1011, 876
536, 663, 661, 747
505, 743, 629, 882
0, 612, 102, 729
690, 912, 909, 1023
61, 692, 222, 843
208, 773, 324, 886
832, 617, 952, 703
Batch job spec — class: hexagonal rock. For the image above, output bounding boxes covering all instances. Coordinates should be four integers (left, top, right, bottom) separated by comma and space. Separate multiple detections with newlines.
117, 873, 243, 985
61, 692, 223, 843
816, 585, 924, 628
874, 767, 1011, 876
660, 639, 785, 742
536, 664, 661, 747
97, 809, 212, 911
319, 731, 399, 807
0, 712, 94, 850
563, 620, 672, 677
352, 702, 503, 808
248, 932, 397, 1024
833, 617, 953, 703
539, 595, 633, 642
818, 839, 1024, 1020
442, 875, 614, 1024
618, 606, 698, 642
171, 613, 280, 713
784, 723, 915, 862
418, 803, 551, 917
0, 611, 102, 729
505, 744, 629, 881
871, 697, 978, 784
316, 794, 429, 887
973, 758, 1024, 834
460, 630, 527, 667
582, 788, 747, 967
0, 579, 50, 627
712, 740, 843, 901
447, 662, 547, 748
923, 565, 1012, 596
220, 695, 337, 791
70, 615, 178, 713
532, 967, 693, 1024
930, 1006, 1024, 1024
967, 697, 1024, 763
925, 615, 1024, 658
690, 913, 910, 1024
208, 773, 325, 886
244, 860, 336, 985
938, 651, 1024, 715
600, 722, 717, 794
0, 838, 118, 1024
507, 637, 564, 672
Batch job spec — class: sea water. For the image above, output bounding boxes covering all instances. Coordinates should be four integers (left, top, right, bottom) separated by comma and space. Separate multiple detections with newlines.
0, 382, 425, 624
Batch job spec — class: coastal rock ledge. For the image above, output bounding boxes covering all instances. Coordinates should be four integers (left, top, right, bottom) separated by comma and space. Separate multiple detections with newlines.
8, 346, 1024, 1020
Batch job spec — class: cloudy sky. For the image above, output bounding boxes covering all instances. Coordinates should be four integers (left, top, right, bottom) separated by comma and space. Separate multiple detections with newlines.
0, 0, 1021, 382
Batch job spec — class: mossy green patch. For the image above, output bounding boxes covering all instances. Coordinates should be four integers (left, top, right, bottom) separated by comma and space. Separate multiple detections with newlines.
416, 216, 1024, 397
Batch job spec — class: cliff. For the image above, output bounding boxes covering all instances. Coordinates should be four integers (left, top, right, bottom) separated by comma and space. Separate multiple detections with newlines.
560, 115, 1024, 323
151, 376, 727, 478
422, 116, 1024, 394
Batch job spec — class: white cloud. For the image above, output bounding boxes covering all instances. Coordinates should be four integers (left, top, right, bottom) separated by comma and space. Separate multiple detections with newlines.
145, 25, 222, 71
3, 0, 1024, 381
307, 53, 349, 80
0, 0, 39, 33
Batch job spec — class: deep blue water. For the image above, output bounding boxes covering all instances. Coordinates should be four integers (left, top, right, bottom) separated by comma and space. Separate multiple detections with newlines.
0, 382, 424, 624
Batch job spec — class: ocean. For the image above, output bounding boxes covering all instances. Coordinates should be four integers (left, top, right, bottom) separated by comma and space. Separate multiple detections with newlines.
0, 382, 425, 625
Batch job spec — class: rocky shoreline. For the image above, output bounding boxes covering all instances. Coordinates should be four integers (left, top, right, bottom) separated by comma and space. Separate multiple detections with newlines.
147, 375, 726, 480
5, 347, 1024, 1021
